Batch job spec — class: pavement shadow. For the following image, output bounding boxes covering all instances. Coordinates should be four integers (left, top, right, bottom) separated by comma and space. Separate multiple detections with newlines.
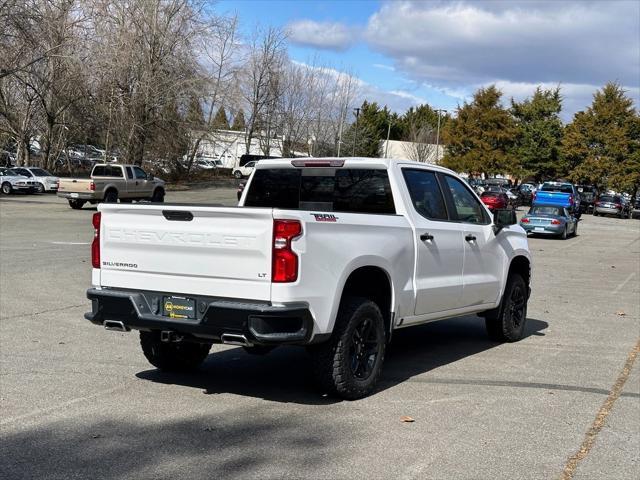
0, 410, 339, 480
136, 316, 548, 404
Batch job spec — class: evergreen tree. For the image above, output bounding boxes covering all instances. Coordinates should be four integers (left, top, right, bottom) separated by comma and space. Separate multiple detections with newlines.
212, 106, 230, 130
341, 101, 396, 157
185, 96, 205, 129
564, 83, 640, 195
511, 87, 564, 182
441, 86, 517, 177
231, 109, 246, 131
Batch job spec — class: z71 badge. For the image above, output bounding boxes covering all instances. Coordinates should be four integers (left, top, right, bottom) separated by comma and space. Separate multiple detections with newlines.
311, 213, 338, 222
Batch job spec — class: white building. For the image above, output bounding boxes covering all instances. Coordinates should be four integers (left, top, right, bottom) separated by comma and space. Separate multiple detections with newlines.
193, 129, 284, 168
379, 139, 444, 164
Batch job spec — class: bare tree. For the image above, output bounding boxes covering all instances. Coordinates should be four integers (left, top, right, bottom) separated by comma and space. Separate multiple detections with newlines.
239, 26, 286, 155
402, 122, 437, 163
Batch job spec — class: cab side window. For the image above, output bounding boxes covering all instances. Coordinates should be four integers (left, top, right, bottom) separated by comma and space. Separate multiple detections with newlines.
126, 167, 134, 179
402, 169, 448, 221
133, 167, 146, 180
442, 175, 490, 224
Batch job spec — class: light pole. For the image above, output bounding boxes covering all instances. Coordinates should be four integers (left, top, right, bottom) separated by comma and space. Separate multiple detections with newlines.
385, 120, 392, 158
352, 107, 360, 157
435, 109, 447, 163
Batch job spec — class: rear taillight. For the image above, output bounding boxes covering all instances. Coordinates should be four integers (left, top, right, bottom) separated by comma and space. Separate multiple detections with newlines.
569, 194, 574, 205
92, 212, 101, 268
551, 219, 561, 225
615, 203, 622, 209
90, 181, 95, 191
521, 218, 530, 223
272, 219, 302, 283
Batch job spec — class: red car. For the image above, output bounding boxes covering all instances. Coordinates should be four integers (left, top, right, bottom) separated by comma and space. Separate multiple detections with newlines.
481, 191, 509, 211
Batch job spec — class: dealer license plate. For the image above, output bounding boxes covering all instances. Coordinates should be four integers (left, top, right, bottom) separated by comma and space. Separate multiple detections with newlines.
534, 227, 545, 232
163, 296, 196, 319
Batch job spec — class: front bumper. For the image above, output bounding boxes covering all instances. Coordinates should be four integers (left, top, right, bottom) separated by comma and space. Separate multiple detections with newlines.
85, 288, 315, 345
595, 206, 621, 215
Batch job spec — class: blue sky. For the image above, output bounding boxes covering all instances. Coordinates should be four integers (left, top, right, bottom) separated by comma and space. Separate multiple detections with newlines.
214, 0, 640, 121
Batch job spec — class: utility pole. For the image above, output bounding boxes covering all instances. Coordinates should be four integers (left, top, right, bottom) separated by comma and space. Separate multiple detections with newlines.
385, 120, 392, 158
435, 109, 447, 164
352, 107, 360, 157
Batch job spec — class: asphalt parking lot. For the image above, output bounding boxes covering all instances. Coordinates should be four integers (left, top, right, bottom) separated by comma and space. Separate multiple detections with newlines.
1, 191, 639, 480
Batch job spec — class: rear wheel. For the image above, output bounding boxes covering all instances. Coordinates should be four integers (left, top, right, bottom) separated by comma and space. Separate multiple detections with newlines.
593, 210, 598, 216
560, 225, 567, 240
308, 297, 386, 399
233, 170, 242, 179
1, 182, 11, 194
104, 190, 118, 203
140, 331, 211, 372
485, 274, 528, 342
36, 183, 45, 194
68, 199, 85, 209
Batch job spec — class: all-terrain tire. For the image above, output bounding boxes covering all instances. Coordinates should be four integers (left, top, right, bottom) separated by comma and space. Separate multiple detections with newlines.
308, 297, 386, 400
485, 274, 528, 343
140, 331, 211, 372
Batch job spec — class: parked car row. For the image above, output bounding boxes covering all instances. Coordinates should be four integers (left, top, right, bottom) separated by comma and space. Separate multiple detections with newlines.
0, 167, 59, 195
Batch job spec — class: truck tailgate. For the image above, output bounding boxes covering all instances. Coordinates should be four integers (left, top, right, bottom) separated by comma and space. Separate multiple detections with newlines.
59, 178, 92, 193
97, 203, 274, 300
533, 191, 571, 207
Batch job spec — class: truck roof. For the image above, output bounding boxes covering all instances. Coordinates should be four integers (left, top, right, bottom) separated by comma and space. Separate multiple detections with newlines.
253, 157, 457, 175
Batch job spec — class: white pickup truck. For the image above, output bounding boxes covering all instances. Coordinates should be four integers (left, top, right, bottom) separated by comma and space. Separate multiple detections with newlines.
85, 158, 531, 399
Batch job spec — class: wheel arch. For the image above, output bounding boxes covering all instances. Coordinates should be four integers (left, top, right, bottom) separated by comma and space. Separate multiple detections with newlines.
337, 265, 394, 342
103, 185, 118, 199
508, 255, 531, 293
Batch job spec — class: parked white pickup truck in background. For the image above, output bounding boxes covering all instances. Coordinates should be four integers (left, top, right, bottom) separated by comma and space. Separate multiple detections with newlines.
58, 163, 165, 209
85, 157, 531, 399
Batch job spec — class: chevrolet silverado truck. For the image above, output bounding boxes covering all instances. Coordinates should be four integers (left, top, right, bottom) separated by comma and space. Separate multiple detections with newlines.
58, 163, 165, 209
85, 158, 532, 399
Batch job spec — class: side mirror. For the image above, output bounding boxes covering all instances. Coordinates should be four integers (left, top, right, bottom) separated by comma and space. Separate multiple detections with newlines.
147, 173, 154, 181
493, 208, 517, 234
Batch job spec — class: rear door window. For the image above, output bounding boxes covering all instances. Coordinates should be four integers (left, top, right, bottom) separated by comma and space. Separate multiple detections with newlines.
244, 168, 395, 214
401, 169, 448, 220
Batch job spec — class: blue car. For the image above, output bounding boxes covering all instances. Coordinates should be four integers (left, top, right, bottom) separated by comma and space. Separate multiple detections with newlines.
519, 205, 578, 239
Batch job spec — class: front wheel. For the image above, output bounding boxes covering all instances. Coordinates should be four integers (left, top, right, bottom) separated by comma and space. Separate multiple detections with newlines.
1, 182, 11, 194
150, 188, 165, 203
140, 331, 211, 372
485, 274, 528, 342
308, 297, 386, 399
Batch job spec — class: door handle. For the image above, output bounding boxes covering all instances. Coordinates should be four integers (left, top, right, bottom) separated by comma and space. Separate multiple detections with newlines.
465, 234, 477, 242
420, 233, 434, 241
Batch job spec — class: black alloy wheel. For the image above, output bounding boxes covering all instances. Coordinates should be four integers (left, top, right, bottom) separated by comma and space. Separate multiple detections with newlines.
349, 316, 381, 381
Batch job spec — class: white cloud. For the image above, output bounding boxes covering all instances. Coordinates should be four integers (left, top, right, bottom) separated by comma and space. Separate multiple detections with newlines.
364, 0, 640, 116
287, 20, 356, 51
373, 63, 395, 71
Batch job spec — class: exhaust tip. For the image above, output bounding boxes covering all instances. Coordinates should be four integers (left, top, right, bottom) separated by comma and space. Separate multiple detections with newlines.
103, 320, 130, 332
221, 333, 252, 347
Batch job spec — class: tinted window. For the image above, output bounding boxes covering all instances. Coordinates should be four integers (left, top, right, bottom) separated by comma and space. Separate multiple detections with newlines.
244, 168, 395, 214
93, 165, 123, 177
133, 167, 146, 180
444, 175, 489, 224
30, 168, 50, 176
598, 195, 616, 203
542, 183, 573, 193
126, 167, 134, 179
402, 169, 448, 220
13, 168, 30, 177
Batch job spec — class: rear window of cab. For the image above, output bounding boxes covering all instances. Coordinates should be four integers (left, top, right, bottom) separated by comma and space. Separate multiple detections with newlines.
244, 168, 395, 214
